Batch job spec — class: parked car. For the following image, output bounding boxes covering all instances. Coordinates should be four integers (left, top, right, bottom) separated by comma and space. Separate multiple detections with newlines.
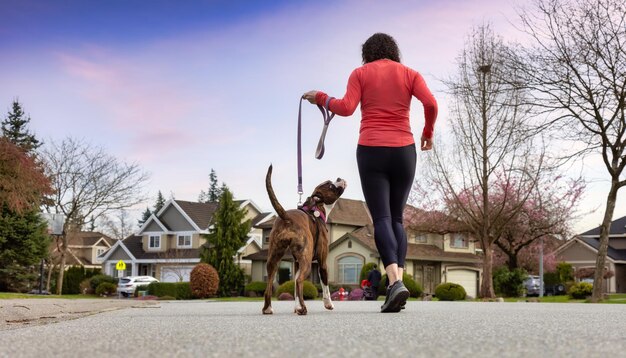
116, 276, 159, 297
523, 275, 542, 296
544, 283, 567, 296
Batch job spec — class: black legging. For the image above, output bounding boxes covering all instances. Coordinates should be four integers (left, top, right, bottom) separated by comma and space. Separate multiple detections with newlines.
356, 144, 416, 268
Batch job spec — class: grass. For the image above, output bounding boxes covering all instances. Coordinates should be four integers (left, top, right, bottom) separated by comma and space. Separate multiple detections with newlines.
501, 293, 626, 304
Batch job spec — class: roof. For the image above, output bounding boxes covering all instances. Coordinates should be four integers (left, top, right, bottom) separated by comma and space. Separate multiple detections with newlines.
580, 215, 626, 237
578, 237, 626, 261
243, 248, 294, 261
173, 200, 219, 230
327, 198, 371, 226
251, 212, 274, 227
403, 206, 467, 233
66, 231, 116, 246
331, 224, 482, 264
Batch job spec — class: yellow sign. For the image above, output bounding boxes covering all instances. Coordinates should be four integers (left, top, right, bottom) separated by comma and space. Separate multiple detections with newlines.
116, 260, 126, 271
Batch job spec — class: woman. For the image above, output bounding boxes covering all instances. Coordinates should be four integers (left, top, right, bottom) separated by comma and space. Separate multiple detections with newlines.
303, 33, 437, 313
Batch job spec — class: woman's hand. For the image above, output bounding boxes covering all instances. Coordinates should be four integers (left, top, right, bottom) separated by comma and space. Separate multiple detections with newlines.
302, 90, 318, 104
420, 135, 433, 151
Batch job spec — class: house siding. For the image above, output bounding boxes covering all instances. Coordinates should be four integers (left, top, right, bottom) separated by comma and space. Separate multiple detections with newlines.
329, 224, 360, 244
328, 239, 376, 286
557, 241, 597, 262
109, 247, 132, 261
144, 220, 163, 232
161, 205, 195, 231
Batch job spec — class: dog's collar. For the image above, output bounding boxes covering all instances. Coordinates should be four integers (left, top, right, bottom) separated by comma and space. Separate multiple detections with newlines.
299, 205, 327, 223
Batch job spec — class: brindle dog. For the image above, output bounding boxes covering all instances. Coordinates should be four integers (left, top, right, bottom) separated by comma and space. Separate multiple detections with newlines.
262, 165, 346, 315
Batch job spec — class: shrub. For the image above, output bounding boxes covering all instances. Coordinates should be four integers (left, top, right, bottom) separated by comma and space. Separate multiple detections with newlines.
360, 262, 378, 282
276, 280, 318, 299
568, 282, 593, 299
349, 288, 363, 300
435, 282, 466, 301
79, 279, 93, 295
190, 263, 219, 298
556, 262, 574, 283
245, 281, 267, 296
89, 275, 117, 292
403, 273, 423, 298
148, 282, 192, 300
278, 292, 294, 300
543, 272, 560, 286
95, 282, 117, 296
493, 266, 527, 297
133, 284, 150, 298
62, 266, 86, 294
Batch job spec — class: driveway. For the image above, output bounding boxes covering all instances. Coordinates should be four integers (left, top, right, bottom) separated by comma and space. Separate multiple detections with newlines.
1, 300, 624, 357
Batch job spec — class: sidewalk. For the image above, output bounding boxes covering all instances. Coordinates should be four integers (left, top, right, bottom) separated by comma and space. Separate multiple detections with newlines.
0, 298, 159, 331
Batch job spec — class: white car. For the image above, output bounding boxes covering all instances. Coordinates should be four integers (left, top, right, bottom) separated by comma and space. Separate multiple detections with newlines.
116, 276, 159, 297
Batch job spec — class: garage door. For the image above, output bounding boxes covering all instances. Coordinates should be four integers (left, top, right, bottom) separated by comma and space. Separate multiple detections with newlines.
447, 269, 478, 298
160, 266, 194, 282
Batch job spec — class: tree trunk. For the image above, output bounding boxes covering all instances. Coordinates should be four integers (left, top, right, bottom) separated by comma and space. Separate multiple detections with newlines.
480, 243, 495, 298
507, 253, 519, 271
55, 235, 68, 295
591, 182, 618, 302
45, 262, 56, 293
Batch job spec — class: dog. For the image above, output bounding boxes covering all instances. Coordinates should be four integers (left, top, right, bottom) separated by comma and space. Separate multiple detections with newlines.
263, 165, 346, 315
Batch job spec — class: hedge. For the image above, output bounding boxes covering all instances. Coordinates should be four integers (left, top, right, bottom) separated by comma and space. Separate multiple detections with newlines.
276, 280, 318, 299
147, 282, 192, 300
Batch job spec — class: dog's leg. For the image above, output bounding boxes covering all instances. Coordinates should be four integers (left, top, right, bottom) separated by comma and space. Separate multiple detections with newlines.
292, 252, 311, 316
318, 263, 334, 310
293, 267, 301, 313
263, 241, 288, 315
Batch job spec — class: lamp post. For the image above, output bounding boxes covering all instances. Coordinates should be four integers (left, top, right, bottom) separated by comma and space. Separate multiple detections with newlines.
539, 237, 544, 298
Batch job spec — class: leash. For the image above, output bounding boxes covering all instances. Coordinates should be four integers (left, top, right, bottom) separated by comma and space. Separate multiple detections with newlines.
297, 96, 335, 204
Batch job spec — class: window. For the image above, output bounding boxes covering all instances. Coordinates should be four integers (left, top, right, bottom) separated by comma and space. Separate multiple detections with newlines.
96, 248, 105, 257
177, 234, 192, 248
416, 234, 427, 243
451, 234, 468, 248
338, 256, 363, 284
149, 235, 161, 249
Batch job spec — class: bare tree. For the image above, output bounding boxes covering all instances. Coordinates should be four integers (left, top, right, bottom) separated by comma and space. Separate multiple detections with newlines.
99, 209, 135, 240
427, 24, 544, 298
517, 0, 626, 302
40, 138, 149, 294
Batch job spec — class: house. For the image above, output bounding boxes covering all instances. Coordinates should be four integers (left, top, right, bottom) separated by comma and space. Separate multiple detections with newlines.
50, 231, 117, 270
99, 199, 270, 282
554, 215, 626, 293
244, 198, 483, 298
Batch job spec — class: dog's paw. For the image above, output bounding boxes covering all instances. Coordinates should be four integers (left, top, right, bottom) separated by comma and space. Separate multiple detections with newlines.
262, 307, 273, 315
323, 300, 334, 310
295, 306, 308, 315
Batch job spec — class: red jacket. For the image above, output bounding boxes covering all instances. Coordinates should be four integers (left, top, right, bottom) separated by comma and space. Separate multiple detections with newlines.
316, 59, 438, 147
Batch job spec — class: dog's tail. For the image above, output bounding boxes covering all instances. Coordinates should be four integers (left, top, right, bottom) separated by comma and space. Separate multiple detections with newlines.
266, 164, 289, 222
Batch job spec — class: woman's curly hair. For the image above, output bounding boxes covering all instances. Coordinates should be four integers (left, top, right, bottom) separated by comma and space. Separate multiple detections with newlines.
362, 33, 401, 64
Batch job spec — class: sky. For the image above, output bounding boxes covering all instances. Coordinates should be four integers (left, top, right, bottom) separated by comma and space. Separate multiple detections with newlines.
1, 0, 624, 234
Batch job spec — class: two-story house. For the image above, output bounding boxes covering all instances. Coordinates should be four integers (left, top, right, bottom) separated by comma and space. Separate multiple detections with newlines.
554, 215, 626, 293
245, 198, 483, 298
50, 231, 117, 270
99, 199, 271, 282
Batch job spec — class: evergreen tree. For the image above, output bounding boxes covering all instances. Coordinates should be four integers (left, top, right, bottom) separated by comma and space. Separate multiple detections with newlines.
0, 103, 49, 291
154, 191, 166, 213
1, 101, 41, 153
199, 169, 222, 202
200, 187, 250, 296
138, 207, 152, 227
0, 205, 50, 291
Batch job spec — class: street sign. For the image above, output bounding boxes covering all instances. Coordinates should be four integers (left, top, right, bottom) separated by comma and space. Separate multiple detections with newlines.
116, 260, 126, 271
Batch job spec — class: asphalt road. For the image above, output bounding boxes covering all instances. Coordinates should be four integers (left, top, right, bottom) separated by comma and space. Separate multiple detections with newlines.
1, 299, 625, 357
